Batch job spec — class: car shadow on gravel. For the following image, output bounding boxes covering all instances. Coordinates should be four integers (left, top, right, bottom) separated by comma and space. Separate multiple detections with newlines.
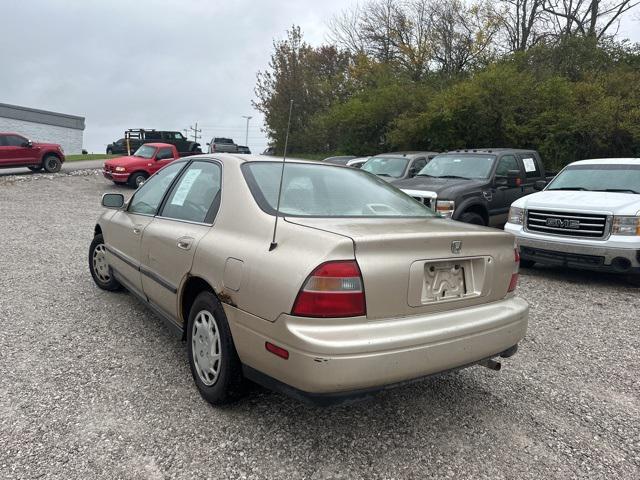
520, 264, 635, 289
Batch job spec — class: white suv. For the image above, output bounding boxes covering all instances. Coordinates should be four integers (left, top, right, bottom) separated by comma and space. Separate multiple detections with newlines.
505, 158, 640, 285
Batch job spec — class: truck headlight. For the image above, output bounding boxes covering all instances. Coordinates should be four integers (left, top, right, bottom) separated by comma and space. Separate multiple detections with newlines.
508, 207, 524, 225
611, 216, 640, 236
115, 166, 126, 172
436, 200, 455, 218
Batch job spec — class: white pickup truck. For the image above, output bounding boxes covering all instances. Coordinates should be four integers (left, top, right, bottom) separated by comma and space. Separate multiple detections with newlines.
505, 158, 640, 285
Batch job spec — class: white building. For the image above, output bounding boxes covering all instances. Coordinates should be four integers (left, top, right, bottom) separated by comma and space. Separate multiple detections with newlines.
0, 103, 85, 154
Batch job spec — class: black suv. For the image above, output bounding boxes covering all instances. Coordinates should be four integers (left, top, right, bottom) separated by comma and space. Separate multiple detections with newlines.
393, 149, 552, 226
106, 129, 201, 155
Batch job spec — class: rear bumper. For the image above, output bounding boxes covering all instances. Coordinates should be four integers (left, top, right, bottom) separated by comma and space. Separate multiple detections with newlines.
505, 223, 640, 273
102, 170, 129, 182
225, 297, 529, 401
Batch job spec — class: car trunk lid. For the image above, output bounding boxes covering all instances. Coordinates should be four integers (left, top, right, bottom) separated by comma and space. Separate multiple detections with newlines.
286, 217, 516, 319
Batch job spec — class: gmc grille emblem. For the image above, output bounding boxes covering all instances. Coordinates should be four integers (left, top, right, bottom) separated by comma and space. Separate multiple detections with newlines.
546, 218, 580, 229
451, 241, 462, 254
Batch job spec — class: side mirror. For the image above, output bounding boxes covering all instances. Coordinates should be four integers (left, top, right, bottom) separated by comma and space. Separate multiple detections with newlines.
102, 193, 124, 209
507, 170, 522, 188
22, 140, 33, 148
534, 180, 546, 191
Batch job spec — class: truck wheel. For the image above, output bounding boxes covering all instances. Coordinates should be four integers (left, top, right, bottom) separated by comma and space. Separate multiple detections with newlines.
128, 172, 148, 188
43, 155, 62, 173
187, 291, 244, 405
459, 212, 485, 225
520, 259, 535, 269
88, 234, 122, 291
106, 148, 113, 155
28, 166, 43, 172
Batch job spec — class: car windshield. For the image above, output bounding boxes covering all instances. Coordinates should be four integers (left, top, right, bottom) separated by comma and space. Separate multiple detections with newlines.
547, 164, 640, 193
418, 154, 496, 179
361, 157, 409, 178
242, 162, 436, 217
134, 145, 157, 159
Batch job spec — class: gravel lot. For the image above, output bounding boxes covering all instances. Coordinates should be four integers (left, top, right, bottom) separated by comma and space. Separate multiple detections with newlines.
0, 170, 638, 480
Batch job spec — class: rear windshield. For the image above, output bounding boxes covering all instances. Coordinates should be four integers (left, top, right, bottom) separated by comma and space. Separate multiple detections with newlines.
547, 164, 640, 193
418, 154, 496, 179
361, 156, 409, 178
242, 162, 436, 218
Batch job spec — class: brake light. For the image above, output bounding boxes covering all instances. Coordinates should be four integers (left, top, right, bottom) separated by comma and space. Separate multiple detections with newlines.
292, 260, 366, 317
508, 248, 520, 292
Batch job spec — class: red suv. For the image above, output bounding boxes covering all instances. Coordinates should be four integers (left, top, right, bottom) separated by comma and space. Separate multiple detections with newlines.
0, 133, 65, 173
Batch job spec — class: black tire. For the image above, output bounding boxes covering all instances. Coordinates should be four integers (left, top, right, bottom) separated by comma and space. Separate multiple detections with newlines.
43, 155, 62, 173
520, 259, 535, 269
187, 291, 244, 405
28, 166, 43, 172
128, 172, 148, 188
106, 148, 113, 155
88, 234, 122, 291
459, 212, 486, 225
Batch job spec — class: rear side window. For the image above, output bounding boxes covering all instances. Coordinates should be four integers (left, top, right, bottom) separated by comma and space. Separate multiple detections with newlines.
160, 161, 222, 224
128, 162, 186, 215
157, 147, 173, 160
520, 154, 541, 178
242, 162, 435, 218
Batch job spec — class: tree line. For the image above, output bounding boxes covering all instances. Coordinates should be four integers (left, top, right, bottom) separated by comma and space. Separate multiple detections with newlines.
253, 0, 640, 169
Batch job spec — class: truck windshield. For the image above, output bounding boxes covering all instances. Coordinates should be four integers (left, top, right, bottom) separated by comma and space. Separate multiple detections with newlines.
242, 162, 436, 217
417, 154, 496, 179
361, 157, 409, 178
547, 164, 640, 194
133, 145, 157, 159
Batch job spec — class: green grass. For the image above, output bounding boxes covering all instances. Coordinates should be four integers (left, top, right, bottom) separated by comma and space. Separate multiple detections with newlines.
65, 154, 118, 162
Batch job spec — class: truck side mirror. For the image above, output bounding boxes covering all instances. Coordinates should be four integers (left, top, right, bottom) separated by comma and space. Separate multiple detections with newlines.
102, 193, 124, 209
507, 170, 522, 188
22, 140, 33, 148
534, 180, 546, 191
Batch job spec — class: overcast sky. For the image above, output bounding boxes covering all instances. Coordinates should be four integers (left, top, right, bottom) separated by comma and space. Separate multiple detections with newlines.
1, 0, 638, 154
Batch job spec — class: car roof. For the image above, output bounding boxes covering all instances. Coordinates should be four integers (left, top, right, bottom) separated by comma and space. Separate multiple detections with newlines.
141, 142, 172, 148
568, 158, 640, 166
374, 151, 438, 159
444, 148, 537, 155
185, 153, 325, 166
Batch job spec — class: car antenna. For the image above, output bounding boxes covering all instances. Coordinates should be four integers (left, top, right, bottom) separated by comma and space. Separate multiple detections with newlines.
269, 100, 294, 252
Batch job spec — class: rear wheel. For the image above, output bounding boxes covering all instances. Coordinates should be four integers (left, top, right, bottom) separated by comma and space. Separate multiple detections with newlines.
28, 166, 43, 172
520, 259, 535, 269
187, 291, 244, 405
88, 234, 122, 291
459, 212, 485, 225
43, 155, 62, 173
128, 172, 148, 188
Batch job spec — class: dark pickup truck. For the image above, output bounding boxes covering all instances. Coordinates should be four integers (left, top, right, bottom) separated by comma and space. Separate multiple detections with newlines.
106, 129, 201, 156
393, 149, 553, 226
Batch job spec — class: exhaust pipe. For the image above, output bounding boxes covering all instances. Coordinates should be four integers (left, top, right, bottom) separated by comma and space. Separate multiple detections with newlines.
479, 358, 502, 371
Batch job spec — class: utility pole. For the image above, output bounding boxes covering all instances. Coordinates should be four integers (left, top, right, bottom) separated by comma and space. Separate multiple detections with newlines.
241, 115, 252, 147
182, 128, 188, 138
188, 122, 202, 144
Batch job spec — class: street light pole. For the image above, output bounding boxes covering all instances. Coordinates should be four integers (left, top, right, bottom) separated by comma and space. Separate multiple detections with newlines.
241, 115, 252, 147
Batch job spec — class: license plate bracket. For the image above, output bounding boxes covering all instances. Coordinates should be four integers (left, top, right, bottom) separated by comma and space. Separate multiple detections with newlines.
423, 260, 468, 302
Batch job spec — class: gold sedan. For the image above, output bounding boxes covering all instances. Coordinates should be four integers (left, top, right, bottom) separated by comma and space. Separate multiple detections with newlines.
89, 154, 528, 406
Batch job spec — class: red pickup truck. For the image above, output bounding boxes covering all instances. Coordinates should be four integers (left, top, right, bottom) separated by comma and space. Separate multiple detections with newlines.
0, 132, 65, 173
103, 143, 182, 187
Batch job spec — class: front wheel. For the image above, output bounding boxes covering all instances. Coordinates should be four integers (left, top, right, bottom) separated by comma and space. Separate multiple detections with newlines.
459, 212, 485, 225
88, 234, 122, 291
187, 291, 244, 405
43, 155, 62, 173
128, 172, 148, 188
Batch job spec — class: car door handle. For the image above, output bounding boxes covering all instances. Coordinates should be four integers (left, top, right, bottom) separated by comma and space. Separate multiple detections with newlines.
132, 225, 143, 235
177, 237, 194, 250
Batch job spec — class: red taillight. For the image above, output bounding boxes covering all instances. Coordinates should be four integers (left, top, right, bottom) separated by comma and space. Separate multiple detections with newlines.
508, 248, 520, 292
292, 260, 366, 318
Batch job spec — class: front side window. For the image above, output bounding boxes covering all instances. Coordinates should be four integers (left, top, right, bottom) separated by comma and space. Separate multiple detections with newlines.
161, 161, 222, 223
157, 147, 173, 160
5, 135, 27, 147
361, 157, 409, 178
495, 155, 519, 177
242, 162, 436, 217
417, 154, 496, 179
128, 162, 186, 215
133, 145, 157, 159
547, 164, 640, 194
